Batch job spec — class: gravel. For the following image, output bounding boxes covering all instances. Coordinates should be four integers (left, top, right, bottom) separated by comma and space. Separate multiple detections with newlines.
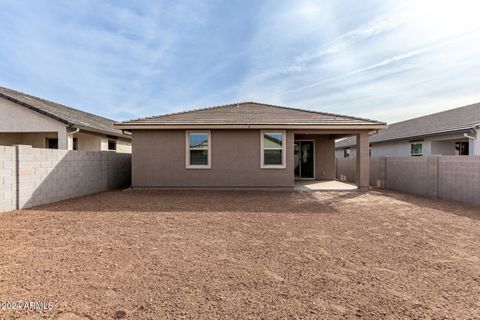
0, 189, 479, 319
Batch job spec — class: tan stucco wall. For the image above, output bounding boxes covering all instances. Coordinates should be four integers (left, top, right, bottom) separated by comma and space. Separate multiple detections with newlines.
21, 132, 58, 147
74, 132, 102, 151
337, 133, 479, 158
69, 131, 131, 153
0, 97, 131, 152
132, 129, 294, 188
116, 138, 132, 153
314, 136, 336, 180
0, 97, 68, 148
100, 136, 132, 153
0, 133, 22, 146
0, 132, 58, 148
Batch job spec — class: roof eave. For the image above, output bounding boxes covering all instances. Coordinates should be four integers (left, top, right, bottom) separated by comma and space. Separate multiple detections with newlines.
369, 127, 476, 145
0, 92, 129, 139
335, 127, 476, 149
73, 125, 131, 139
114, 123, 387, 130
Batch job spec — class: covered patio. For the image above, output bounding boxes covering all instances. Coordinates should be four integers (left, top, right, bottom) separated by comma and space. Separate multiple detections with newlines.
293, 130, 371, 189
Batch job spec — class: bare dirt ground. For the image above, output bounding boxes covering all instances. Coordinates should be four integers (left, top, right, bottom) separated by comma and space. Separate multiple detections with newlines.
1, 189, 480, 320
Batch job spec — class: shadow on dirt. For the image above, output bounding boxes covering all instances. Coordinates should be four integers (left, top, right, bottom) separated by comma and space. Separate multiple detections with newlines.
25, 189, 368, 215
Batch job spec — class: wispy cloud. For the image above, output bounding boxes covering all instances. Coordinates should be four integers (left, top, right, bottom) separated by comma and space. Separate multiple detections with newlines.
0, 1, 215, 119
236, 0, 480, 122
0, 0, 480, 123
280, 28, 480, 96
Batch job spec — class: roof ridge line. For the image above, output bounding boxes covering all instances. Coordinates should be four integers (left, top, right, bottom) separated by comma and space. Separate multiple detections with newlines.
121, 101, 386, 125
383, 101, 480, 126
246, 101, 386, 124
123, 102, 253, 123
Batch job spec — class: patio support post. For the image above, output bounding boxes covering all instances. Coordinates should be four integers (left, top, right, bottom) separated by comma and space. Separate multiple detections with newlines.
356, 131, 369, 189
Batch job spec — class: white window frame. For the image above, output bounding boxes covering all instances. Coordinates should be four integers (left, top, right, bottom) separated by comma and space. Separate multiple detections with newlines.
186, 130, 211, 169
260, 130, 286, 169
411, 143, 423, 157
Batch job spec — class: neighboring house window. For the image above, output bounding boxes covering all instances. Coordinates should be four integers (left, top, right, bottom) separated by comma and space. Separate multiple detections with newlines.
73, 138, 78, 150
261, 130, 286, 168
46, 138, 58, 149
411, 143, 423, 156
343, 148, 350, 158
455, 141, 469, 155
186, 131, 211, 168
108, 139, 117, 151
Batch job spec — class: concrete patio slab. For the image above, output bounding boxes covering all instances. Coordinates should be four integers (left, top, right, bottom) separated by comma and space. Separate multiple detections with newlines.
294, 180, 358, 191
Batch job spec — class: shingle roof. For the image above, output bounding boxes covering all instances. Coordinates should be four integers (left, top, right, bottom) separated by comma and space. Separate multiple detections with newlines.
336, 102, 480, 148
0, 86, 129, 138
117, 102, 386, 127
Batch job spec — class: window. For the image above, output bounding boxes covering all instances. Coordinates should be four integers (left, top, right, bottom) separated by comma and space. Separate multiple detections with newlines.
73, 138, 78, 150
108, 139, 117, 151
455, 141, 469, 155
261, 130, 286, 168
411, 143, 423, 156
343, 148, 351, 158
46, 138, 58, 149
186, 131, 211, 168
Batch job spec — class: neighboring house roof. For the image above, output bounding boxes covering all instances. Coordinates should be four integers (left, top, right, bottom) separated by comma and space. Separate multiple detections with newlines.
0, 86, 129, 138
336, 102, 480, 148
116, 102, 386, 129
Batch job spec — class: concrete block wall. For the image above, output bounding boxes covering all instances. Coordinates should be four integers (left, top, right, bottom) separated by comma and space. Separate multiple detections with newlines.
336, 157, 387, 188
0, 145, 131, 212
0, 146, 17, 212
336, 158, 356, 182
104, 151, 132, 190
370, 157, 386, 188
336, 155, 480, 206
384, 157, 430, 197
438, 156, 480, 205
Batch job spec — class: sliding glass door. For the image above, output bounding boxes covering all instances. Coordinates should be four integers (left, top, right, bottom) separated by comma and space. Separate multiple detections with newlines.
294, 141, 314, 179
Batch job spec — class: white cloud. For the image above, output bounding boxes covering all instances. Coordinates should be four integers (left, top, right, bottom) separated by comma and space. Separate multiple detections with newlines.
0, 1, 211, 120
235, 0, 480, 123
1, 0, 480, 123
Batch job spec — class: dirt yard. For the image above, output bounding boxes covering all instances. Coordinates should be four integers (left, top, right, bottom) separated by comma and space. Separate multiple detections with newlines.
0, 190, 479, 319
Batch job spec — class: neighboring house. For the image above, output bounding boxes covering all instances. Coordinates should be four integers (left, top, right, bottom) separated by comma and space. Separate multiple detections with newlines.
115, 102, 386, 189
0, 86, 131, 152
336, 102, 480, 158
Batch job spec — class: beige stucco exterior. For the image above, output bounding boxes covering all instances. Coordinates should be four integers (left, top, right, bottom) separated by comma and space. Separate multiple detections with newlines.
337, 133, 479, 158
0, 96, 131, 152
0, 97, 68, 148
71, 131, 132, 153
132, 129, 295, 188
131, 129, 366, 189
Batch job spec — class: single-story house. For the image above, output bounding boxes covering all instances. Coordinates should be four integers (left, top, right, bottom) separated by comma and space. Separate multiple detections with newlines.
0, 86, 131, 152
336, 102, 480, 158
115, 102, 386, 189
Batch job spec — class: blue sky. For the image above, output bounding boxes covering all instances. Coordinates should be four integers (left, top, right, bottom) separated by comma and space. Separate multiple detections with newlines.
1, 0, 480, 123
